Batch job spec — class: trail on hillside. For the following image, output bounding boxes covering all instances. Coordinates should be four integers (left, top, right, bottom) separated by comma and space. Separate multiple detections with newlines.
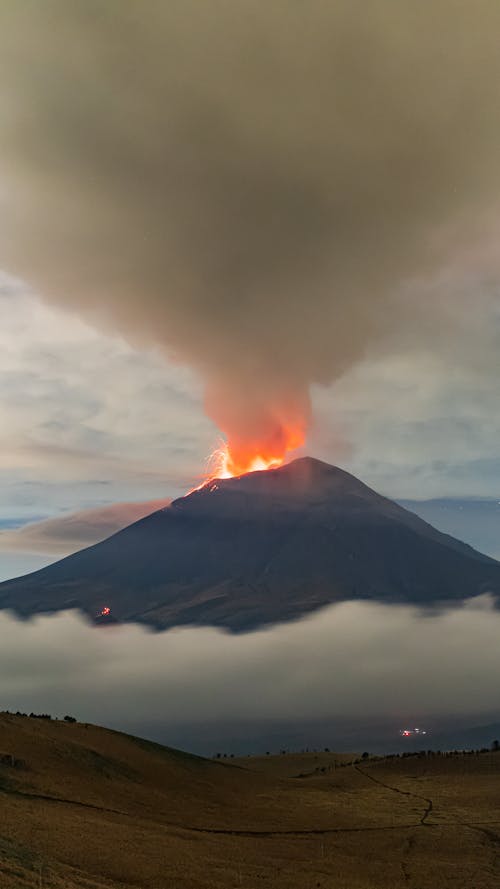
354, 764, 434, 825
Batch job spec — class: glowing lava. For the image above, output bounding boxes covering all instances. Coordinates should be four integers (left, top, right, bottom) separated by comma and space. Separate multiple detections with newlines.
198, 382, 310, 485
203, 425, 305, 482
207, 444, 283, 479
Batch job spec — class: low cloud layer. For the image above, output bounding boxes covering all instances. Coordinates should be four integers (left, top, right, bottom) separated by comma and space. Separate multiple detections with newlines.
0, 498, 169, 556
1, 598, 499, 752
0, 2, 499, 465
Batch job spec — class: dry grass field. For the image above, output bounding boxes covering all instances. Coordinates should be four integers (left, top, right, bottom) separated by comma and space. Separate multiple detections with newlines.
232, 750, 358, 778
0, 713, 499, 888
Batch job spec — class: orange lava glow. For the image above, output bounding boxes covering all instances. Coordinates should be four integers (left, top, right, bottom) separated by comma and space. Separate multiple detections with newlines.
204, 426, 305, 482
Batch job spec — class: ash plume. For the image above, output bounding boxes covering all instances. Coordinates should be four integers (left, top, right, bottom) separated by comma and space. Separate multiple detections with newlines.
0, 2, 499, 457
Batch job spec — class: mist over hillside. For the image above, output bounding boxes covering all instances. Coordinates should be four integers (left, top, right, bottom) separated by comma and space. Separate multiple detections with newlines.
1, 597, 500, 755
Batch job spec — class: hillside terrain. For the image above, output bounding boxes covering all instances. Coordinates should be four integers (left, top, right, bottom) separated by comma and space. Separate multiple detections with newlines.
0, 713, 499, 887
0, 457, 499, 632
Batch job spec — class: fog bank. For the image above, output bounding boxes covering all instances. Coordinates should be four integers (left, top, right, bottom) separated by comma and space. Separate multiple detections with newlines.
1, 598, 499, 751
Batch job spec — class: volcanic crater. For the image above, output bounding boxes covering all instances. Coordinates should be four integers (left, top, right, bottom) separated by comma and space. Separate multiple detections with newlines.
0, 457, 499, 631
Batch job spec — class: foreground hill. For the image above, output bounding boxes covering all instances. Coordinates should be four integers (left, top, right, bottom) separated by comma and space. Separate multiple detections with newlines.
0, 713, 499, 888
0, 457, 499, 631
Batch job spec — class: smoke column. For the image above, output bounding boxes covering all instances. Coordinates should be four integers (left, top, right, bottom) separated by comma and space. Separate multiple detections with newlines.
1, 2, 500, 471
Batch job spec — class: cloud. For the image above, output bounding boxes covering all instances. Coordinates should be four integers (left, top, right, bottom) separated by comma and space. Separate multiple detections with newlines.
0, 498, 169, 556
0, 277, 214, 525
0, 2, 499, 466
0, 598, 499, 752
311, 311, 500, 498
0, 268, 498, 532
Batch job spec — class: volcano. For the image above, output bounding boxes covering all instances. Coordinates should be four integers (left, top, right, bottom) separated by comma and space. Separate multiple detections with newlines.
1, 457, 499, 631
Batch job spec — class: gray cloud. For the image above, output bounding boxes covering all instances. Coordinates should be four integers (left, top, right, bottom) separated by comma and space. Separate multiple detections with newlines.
0, 598, 499, 752
0, 498, 169, 556
0, 283, 211, 523
0, 2, 499, 468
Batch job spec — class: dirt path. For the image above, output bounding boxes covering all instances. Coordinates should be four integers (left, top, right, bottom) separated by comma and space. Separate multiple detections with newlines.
354, 764, 433, 824
353, 764, 436, 885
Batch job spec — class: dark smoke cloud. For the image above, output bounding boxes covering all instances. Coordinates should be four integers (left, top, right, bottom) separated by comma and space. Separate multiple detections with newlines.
0, 2, 499, 452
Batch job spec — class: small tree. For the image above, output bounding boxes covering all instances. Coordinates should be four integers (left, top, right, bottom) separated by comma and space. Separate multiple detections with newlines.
64, 715, 76, 724
492, 739, 499, 752
361, 751, 369, 760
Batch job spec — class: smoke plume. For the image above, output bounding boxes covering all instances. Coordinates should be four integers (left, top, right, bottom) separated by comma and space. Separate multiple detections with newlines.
0, 2, 499, 465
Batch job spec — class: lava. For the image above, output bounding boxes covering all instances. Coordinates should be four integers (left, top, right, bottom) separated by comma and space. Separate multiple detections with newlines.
200, 381, 310, 484
188, 424, 305, 493
206, 443, 285, 480
204, 424, 305, 481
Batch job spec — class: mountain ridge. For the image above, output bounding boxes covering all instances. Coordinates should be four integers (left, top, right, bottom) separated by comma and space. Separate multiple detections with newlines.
0, 456, 499, 631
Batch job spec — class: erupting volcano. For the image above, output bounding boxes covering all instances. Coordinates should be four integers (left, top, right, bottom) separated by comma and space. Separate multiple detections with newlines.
202, 384, 310, 480
1, 457, 499, 633
205, 426, 305, 480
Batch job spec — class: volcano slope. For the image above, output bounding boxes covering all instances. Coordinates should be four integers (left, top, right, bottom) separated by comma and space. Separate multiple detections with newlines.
1, 712, 499, 889
1, 457, 499, 631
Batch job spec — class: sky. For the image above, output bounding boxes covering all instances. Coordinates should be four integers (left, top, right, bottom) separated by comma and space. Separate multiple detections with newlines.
0, 2, 499, 578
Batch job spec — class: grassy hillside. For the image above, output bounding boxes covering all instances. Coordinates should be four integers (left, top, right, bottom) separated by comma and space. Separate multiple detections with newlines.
0, 713, 499, 887
233, 750, 358, 778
